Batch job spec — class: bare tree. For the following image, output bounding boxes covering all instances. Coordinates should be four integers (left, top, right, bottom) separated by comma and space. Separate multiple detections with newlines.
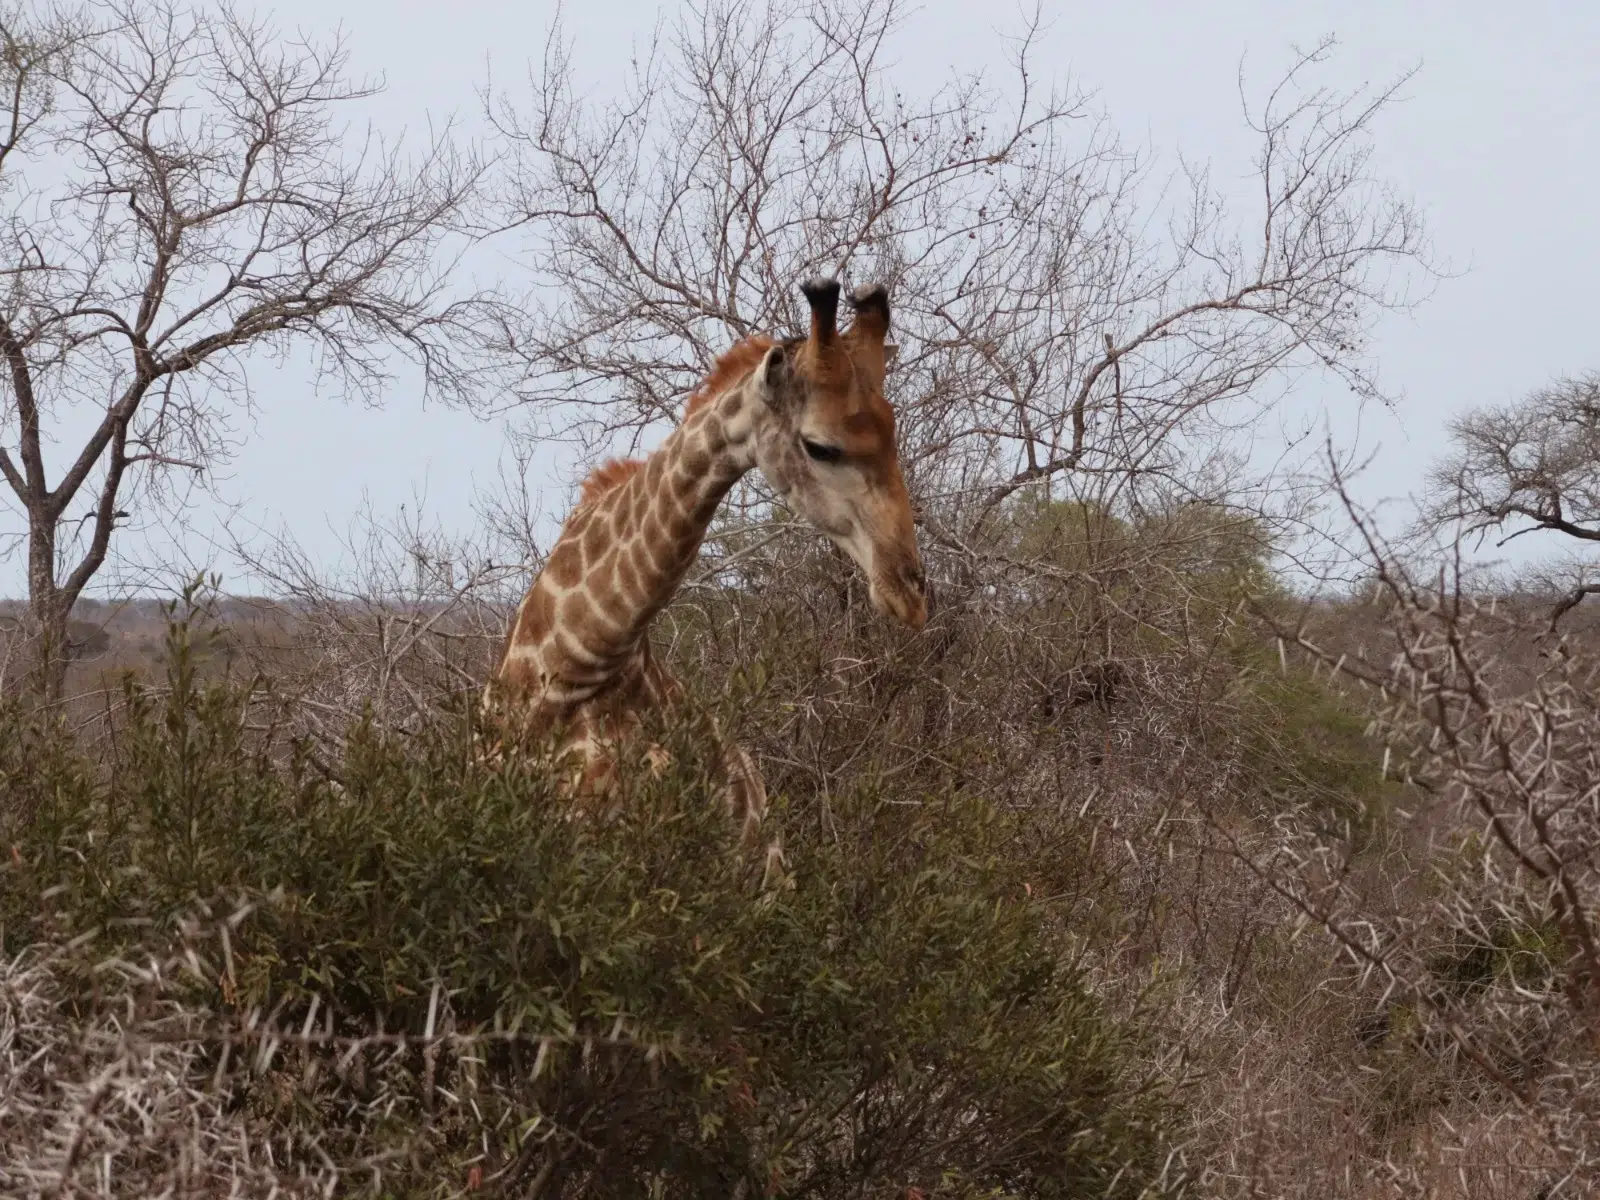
1428, 373, 1600, 546
1425, 372, 1600, 630
0, 0, 497, 701
487, 0, 1431, 581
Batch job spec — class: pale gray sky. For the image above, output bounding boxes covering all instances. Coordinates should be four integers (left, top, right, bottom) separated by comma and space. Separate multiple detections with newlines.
9, 0, 1600, 595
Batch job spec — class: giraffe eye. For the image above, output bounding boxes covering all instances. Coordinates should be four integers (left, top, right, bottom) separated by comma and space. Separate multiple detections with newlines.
802, 438, 843, 464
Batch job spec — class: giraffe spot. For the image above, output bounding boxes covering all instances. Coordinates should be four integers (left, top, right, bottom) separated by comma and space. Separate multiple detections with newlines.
608, 501, 633, 541
628, 485, 651, 528
578, 750, 617, 797
669, 469, 699, 507
563, 507, 592, 540
640, 514, 672, 571
680, 447, 711, 478
495, 656, 541, 702
701, 420, 728, 457
642, 455, 669, 501
557, 589, 593, 627
615, 550, 642, 601
653, 482, 684, 523
552, 627, 610, 679
548, 542, 582, 588
581, 514, 609, 564
514, 585, 555, 645
693, 489, 722, 523
589, 555, 629, 624
557, 594, 616, 663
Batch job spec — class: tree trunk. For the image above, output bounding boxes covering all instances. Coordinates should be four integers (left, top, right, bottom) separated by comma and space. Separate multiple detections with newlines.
25, 513, 69, 703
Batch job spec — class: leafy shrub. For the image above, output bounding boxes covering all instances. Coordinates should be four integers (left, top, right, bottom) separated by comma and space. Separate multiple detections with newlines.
0, 599, 1185, 1197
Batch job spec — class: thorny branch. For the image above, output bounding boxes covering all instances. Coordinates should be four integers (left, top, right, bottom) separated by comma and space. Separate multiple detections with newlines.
1243, 464, 1600, 1183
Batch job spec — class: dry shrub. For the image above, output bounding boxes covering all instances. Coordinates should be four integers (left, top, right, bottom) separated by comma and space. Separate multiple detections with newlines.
663, 490, 1599, 1195
0, 941, 335, 1198
1245, 511, 1600, 1195
12, 488, 1592, 1193
0, 595, 1183, 1197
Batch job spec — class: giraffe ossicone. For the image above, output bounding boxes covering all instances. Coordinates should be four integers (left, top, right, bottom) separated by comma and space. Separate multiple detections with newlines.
482, 276, 927, 873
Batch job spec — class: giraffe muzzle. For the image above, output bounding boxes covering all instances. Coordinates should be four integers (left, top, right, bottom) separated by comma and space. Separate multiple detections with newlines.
871, 559, 929, 630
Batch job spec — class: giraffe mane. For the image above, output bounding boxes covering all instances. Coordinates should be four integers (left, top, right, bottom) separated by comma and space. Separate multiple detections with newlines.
684, 335, 777, 418
577, 457, 645, 508
573, 335, 781, 508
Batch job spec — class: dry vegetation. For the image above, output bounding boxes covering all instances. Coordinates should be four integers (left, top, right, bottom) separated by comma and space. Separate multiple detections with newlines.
3, 0, 1599, 1197
7, 506, 1599, 1196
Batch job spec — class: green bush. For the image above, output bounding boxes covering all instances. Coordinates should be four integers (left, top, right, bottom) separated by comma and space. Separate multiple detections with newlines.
0, 598, 1185, 1197
1231, 661, 1399, 842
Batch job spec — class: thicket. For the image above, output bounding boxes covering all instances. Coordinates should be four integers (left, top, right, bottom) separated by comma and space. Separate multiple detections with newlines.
7, 500, 1520, 1197
0, 588, 1187, 1198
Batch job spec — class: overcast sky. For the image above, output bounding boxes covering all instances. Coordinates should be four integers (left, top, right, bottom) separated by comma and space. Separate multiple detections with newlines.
7, 0, 1599, 597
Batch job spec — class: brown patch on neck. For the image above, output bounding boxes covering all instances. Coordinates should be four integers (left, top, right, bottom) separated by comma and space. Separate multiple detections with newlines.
684, 335, 777, 417
577, 458, 644, 508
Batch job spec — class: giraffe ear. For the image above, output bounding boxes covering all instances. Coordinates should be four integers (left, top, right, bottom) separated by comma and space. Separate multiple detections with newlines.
756, 343, 791, 407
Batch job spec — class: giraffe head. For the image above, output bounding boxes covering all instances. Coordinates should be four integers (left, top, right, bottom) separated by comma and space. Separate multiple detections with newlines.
748, 278, 928, 630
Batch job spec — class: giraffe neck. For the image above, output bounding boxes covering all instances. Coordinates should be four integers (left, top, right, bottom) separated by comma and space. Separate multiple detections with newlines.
503, 371, 764, 711
599, 384, 760, 643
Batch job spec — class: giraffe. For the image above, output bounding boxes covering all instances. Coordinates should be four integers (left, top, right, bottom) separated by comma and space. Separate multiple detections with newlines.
481, 277, 927, 864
